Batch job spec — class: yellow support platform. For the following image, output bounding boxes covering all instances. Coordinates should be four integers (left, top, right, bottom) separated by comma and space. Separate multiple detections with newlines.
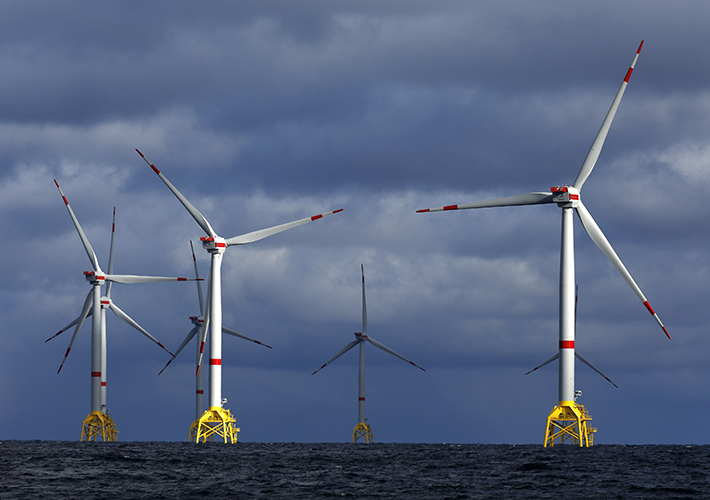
544, 401, 596, 447
189, 407, 240, 443
352, 422, 373, 444
81, 411, 118, 442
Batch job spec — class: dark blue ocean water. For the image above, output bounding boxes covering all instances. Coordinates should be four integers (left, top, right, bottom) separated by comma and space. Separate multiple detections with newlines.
0, 441, 707, 499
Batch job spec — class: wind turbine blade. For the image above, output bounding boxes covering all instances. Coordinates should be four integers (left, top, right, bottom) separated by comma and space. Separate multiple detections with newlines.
575, 201, 670, 339
573, 41, 643, 190
575, 351, 618, 388
106, 208, 116, 299
525, 353, 559, 375
222, 327, 273, 349
361, 264, 367, 335
366, 336, 426, 371
225, 209, 344, 246
158, 325, 200, 375
106, 274, 198, 284
46, 291, 94, 342
108, 302, 175, 356
192, 266, 216, 377
195, 316, 209, 377
56, 291, 94, 373
417, 192, 554, 213
190, 240, 205, 316
54, 180, 102, 273
195, 271, 212, 376
311, 339, 360, 375
136, 149, 217, 238
46, 316, 80, 342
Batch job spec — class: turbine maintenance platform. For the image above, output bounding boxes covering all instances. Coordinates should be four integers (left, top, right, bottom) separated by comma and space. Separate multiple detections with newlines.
544, 401, 596, 447
353, 422, 373, 444
189, 407, 240, 443
81, 411, 118, 442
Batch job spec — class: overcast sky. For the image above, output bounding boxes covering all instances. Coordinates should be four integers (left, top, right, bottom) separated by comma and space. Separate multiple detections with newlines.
2, 1, 709, 444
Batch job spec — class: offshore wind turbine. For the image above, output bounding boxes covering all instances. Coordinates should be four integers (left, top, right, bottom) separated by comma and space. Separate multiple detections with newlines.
417, 41, 669, 446
137, 149, 342, 443
48, 181, 193, 441
158, 241, 273, 440
312, 264, 425, 443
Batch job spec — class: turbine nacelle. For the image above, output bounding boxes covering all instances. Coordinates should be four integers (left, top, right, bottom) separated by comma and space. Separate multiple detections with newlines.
552, 186, 581, 208
201, 236, 227, 254
84, 271, 106, 285
189, 315, 206, 326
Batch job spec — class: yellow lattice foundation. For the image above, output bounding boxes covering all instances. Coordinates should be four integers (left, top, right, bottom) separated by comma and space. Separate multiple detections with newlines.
352, 422, 373, 444
81, 411, 118, 442
544, 401, 596, 447
189, 407, 240, 443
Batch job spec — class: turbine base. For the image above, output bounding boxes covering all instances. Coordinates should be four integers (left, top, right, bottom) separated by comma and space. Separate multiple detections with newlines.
81, 411, 118, 442
544, 401, 596, 447
189, 407, 240, 443
352, 422, 373, 444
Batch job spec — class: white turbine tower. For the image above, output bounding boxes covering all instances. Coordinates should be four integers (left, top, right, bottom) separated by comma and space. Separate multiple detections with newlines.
158, 241, 273, 441
312, 264, 425, 443
137, 149, 343, 443
48, 181, 193, 441
417, 41, 669, 446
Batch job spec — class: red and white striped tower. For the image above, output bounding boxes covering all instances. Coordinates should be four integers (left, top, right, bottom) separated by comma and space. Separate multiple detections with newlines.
417, 41, 670, 446
204, 237, 225, 412
358, 266, 367, 426
558, 206, 576, 407
138, 149, 342, 443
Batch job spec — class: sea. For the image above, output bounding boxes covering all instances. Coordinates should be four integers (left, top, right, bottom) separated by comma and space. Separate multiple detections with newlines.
0, 441, 707, 499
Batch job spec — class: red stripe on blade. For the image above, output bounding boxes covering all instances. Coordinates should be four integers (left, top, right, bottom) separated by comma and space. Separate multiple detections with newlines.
624, 67, 634, 83
443, 205, 458, 211
643, 301, 655, 315
311, 214, 323, 221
